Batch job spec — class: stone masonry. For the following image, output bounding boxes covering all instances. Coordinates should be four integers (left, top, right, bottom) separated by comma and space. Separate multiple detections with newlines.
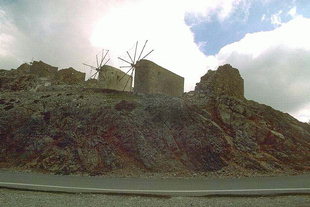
134, 60, 184, 97
98, 65, 132, 92
195, 64, 244, 99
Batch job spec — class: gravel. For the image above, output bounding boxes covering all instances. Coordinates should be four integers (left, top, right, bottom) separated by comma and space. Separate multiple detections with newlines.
0, 189, 309, 207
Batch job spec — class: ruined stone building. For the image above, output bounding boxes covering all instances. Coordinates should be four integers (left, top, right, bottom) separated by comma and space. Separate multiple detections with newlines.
98, 65, 132, 92
17, 61, 58, 79
9, 60, 184, 96
134, 60, 184, 97
56, 67, 85, 85
17, 61, 86, 86
94, 60, 184, 96
195, 64, 244, 99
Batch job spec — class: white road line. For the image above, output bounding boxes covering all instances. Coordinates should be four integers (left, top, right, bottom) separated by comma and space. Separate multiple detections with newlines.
0, 182, 309, 193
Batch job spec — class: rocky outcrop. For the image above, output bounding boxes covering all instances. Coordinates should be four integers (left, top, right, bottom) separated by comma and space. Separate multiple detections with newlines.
0, 63, 309, 176
195, 64, 244, 99
0, 69, 38, 91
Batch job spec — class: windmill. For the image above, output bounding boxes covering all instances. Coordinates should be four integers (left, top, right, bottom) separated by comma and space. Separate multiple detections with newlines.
83, 49, 110, 80
118, 40, 154, 91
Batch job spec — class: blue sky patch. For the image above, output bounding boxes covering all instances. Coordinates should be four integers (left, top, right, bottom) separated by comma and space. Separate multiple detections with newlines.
186, 0, 310, 55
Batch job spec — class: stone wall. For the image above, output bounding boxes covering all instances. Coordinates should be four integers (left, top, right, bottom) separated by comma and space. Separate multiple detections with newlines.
25, 61, 58, 79
98, 65, 132, 92
134, 60, 184, 97
56, 67, 85, 85
195, 64, 244, 99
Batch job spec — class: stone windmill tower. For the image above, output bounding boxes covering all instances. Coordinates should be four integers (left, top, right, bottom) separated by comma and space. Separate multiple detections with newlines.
118, 40, 154, 91
83, 49, 110, 80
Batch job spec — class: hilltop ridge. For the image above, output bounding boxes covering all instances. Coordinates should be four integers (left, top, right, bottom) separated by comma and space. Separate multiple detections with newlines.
0, 61, 309, 177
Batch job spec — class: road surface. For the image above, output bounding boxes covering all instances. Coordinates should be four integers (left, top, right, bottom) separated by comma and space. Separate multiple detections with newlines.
0, 170, 309, 196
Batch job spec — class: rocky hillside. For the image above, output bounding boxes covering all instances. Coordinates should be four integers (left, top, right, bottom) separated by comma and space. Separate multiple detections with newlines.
0, 63, 309, 176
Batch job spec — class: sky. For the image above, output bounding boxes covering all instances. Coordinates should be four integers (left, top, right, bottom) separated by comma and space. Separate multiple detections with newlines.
0, 0, 309, 122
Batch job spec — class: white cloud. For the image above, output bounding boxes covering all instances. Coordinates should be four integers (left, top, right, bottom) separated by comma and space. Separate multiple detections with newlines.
0, 8, 25, 67
1, 0, 244, 87
291, 103, 310, 123
90, 0, 245, 89
207, 16, 310, 121
2, 0, 309, 122
0, 9, 12, 56
0, 0, 116, 70
288, 6, 297, 18
217, 17, 310, 59
271, 10, 283, 26
0, 33, 12, 56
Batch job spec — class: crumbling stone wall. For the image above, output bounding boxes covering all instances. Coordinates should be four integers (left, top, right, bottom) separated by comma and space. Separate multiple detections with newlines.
21, 61, 58, 79
56, 67, 85, 85
98, 65, 132, 92
134, 60, 184, 97
195, 64, 244, 99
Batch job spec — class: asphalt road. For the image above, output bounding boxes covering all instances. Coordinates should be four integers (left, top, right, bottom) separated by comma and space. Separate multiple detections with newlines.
0, 170, 309, 196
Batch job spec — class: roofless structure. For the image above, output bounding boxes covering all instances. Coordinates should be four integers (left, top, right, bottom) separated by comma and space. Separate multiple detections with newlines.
83, 49, 110, 79
118, 40, 184, 96
134, 59, 184, 97
83, 49, 132, 91
81, 42, 183, 96
118, 40, 154, 91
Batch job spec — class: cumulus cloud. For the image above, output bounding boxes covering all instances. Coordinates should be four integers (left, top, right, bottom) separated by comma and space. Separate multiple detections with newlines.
90, 0, 203, 89
208, 17, 310, 122
0, 0, 244, 88
1, 0, 309, 122
271, 10, 283, 26
90, 0, 247, 89
288, 6, 297, 18
0, 0, 117, 70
